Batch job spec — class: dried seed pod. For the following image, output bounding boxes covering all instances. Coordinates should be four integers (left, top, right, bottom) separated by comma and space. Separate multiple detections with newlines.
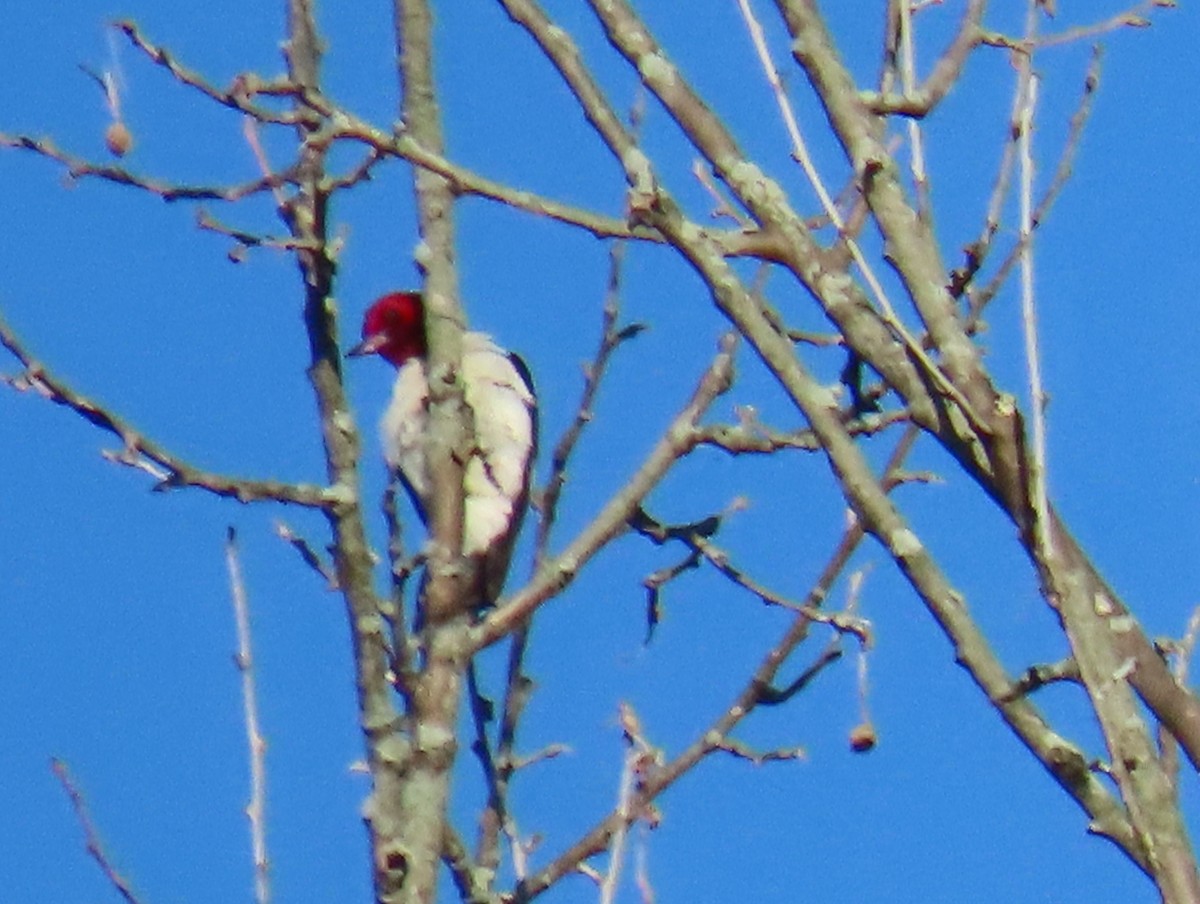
105, 121, 133, 157
848, 722, 877, 753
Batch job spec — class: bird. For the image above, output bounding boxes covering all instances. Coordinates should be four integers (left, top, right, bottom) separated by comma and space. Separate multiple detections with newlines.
348, 290, 537, 606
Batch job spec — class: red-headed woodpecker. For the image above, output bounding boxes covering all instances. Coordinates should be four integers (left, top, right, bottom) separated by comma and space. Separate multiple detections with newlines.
349, 291, 537, 603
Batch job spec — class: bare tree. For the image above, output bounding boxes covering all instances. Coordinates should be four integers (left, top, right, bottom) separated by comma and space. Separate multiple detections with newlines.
2, 1, 1196, 903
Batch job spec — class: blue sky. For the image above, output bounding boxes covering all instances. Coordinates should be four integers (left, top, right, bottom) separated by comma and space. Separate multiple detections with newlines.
2, 2, 1198, 903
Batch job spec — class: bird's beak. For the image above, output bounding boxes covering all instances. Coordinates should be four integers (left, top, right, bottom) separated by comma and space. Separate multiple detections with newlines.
346, 333, 387, 358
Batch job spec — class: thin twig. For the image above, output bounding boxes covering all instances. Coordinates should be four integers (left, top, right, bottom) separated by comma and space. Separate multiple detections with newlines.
633, 828, 655, 904
845, 569, 877, 745
691, 158, 754, 228
861, 0, 986, 116
50, 759, 144, 904
696, 407, 910, 454
481, 626, 531, 871
896, 0, 932, 220
114, 20, 311, 125
533, 242, 646, 565
1034, 2, 1166, 48
760, 640, 845, 706
225, 528, 271, 904
711, 737, 807, 764
0, 314, 331, 507
598, 745, 637, 904
273, 521, 339, 587
197, 209, 318, 254
243, 117, 290, 210
1017, 49, 1052, 557
967, 47, 1101, 319
1161, 603, 1200, 789
512, 432, 917, 902
948, 39, 1025, 304
442, 825, 490, 903
1000, 657, 1082, 702
381, 484, 416, 684
466, 660, 507, 870
630, 507, 873, 644
0, 131, 293, 201
477, 334, 737, 647
601, 703, 662, 904
733, 0, 991, 438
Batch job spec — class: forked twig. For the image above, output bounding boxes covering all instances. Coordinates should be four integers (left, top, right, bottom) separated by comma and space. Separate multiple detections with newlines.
733, 0, 991, 438
0, 314, 330, 507
0, 131, 293, 201
533, 242, 645, 563
966, 47, 1102, 318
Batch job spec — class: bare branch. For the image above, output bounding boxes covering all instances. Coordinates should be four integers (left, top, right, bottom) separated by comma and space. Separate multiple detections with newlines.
861, 0, 987, 116
736, 0, 980, 421
711, 737, 807, 765
533, 241, 646, 564
275, 3, 406, 901
475, 333, 738, 648
225, 528, 272, 904
466, 661, 506, 869
760, 640, 844, 705
273, 521, 339, 588
1001, 658, 1082, 701
51, 759, 145, 904
600, 709, 664, 904
1035, 2, 1168, 48
114, 19, 313, 126
1016, 67, 1052, 556
965, 47, 1102, 316
696, 406, 910, 454
630, 504, 874, 644
197, 208, 320, 254
0, 131, 293, 201
442, 825, 496, 904
0, 315, 332, 507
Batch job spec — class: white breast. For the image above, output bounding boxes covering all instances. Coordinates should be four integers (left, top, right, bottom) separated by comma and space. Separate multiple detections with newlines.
380, 332, 535, 559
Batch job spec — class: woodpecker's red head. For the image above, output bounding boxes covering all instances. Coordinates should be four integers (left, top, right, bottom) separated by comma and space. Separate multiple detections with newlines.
348, 291, 427, 366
